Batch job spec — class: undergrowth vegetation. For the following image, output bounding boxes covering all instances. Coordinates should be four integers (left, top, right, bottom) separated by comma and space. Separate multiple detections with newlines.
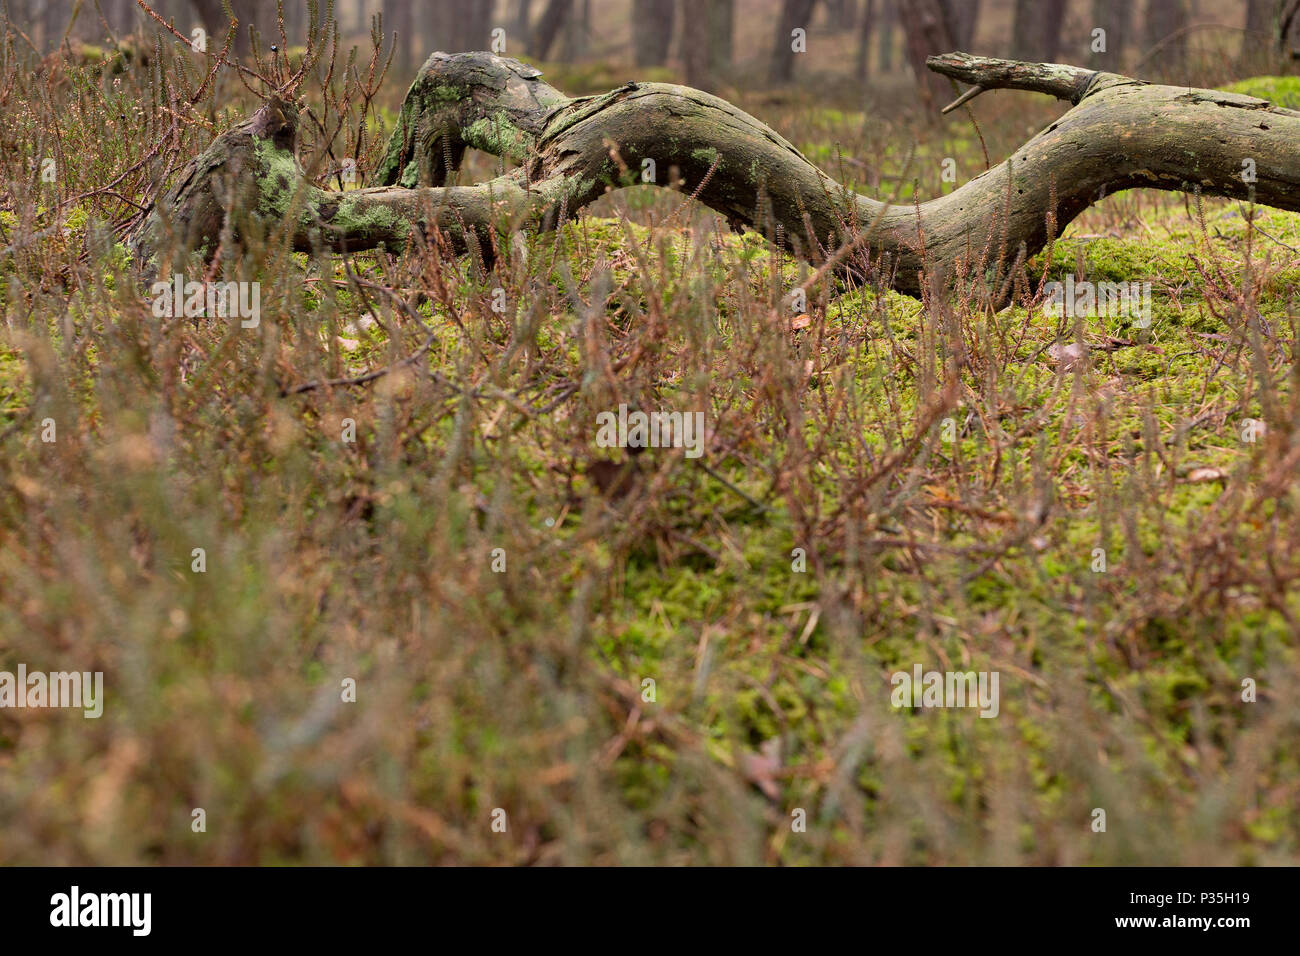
1, 16, 1298, 865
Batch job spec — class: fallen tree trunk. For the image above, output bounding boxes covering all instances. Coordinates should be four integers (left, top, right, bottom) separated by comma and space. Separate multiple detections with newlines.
130, 51, 1300, 300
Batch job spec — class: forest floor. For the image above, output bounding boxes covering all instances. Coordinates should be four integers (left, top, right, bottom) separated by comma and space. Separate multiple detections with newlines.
1, 37, 1298, 864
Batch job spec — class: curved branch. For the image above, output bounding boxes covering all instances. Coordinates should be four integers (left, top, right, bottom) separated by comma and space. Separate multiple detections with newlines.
926, 52, 1099, 102
131, 51, 1300, 301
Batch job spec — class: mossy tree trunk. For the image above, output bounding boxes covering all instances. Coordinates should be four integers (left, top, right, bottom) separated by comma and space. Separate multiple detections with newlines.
131, 50, 1300, 302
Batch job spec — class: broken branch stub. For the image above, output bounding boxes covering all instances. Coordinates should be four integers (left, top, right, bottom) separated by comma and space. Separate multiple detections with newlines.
131, 50, 1300, 301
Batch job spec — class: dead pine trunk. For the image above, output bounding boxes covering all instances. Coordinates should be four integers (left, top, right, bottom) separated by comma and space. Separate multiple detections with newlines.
132, 50, 1300, 307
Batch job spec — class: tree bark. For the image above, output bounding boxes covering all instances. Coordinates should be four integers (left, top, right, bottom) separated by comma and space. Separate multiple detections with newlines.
632, 0, 675, 67
1012, 0, 1064, 63
770, 0, 817, 84
826, 0, 856, 31
189, 0, 261, 54
855, 0, 874, 78
1090, 0, 1131, 69
562, 0, 589, 60
945, 0, 979, 51
877, 0, 894, 69
512, 0, 533, 50
1143, 0, 1189, 78
528, 0, 572, 60
1242, 0, 1272, 71
433, 0, 495, 53
683, 0, 733, 91
898, 0, 956, 108
1284, 1, 1300, 56
383, 0, 414, 72
131, 50, 1300, 306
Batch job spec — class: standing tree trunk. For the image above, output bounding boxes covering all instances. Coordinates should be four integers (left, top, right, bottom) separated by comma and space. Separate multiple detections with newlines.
826, 0, 856, 31
1143, 0, 1189, 78
1283, 0, 1300, 57
855, 0, 875, 78
512, 0, 533, 51
104, 0, 136, 38
281, 0, 305, 44
683, 0, 733, 90
189, 0, 262, 54
898, 0, 956, 108
710, 0, 735, 77
529, 0, 572, 59
1241, 0, 1273, 71
434, 0, 495, 53
562, 0, 590, 60
383, 0, 413, 72
42, 0, 59, 49
1090, 0, 1131, 69
770, 0, 818, 84
632, 0, 675, 67
1011, 0, 1065, 63
877, 0, 895, 69
944, 0, 980, 50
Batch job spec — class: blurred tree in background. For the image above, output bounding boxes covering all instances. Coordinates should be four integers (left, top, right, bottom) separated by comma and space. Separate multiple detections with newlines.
8, 1, 1296, 108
